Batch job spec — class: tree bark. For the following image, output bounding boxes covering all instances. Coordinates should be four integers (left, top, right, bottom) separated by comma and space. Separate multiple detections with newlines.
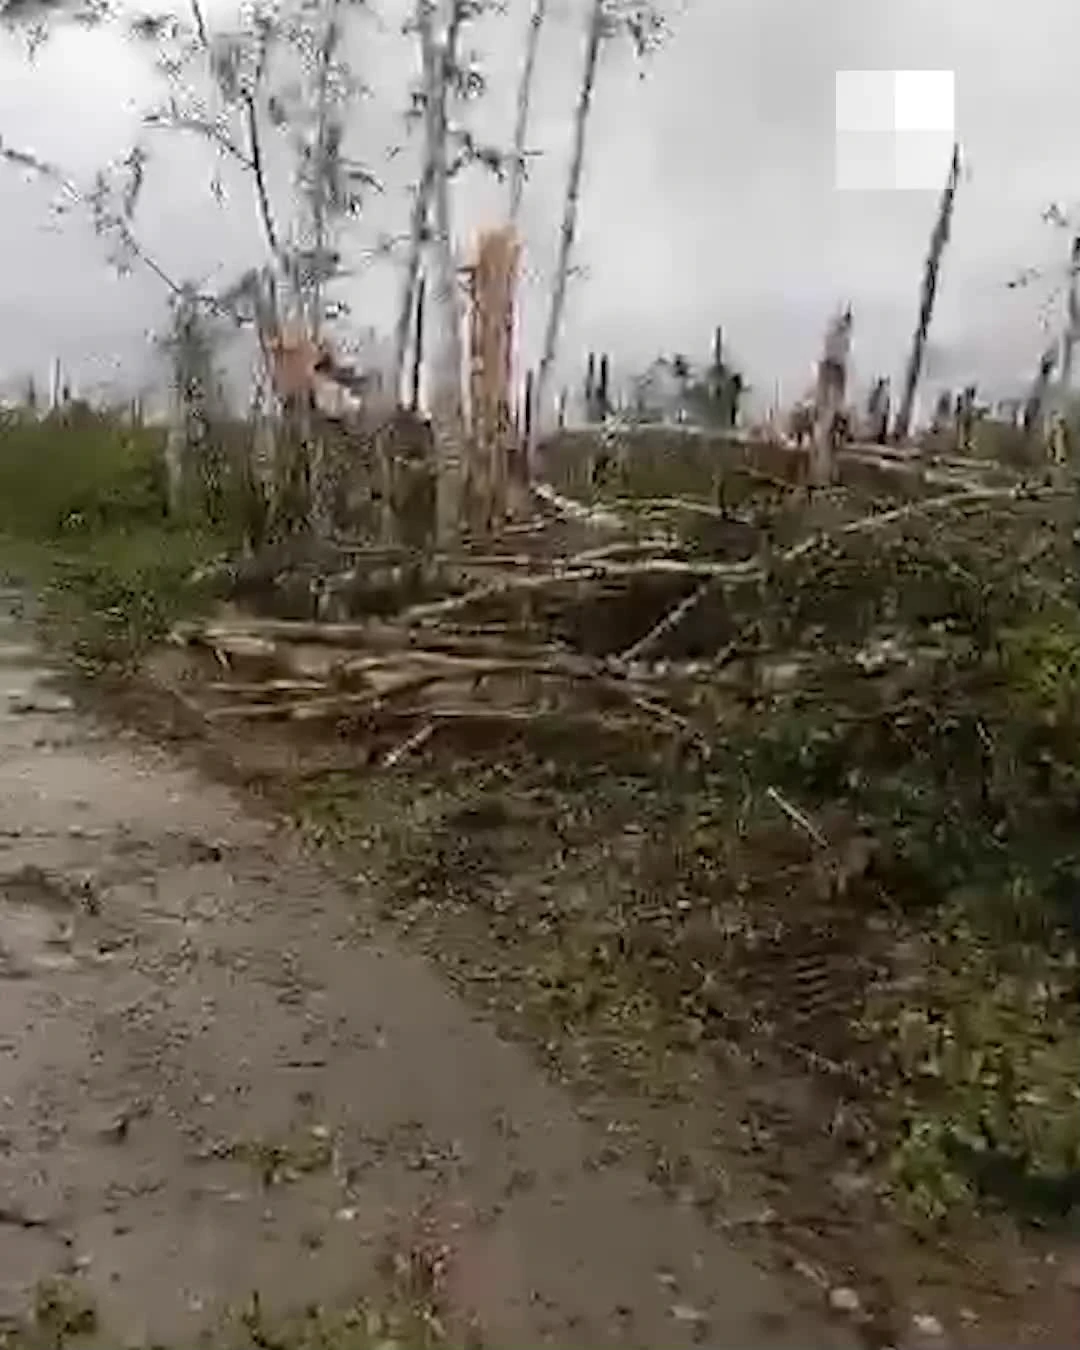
508, 0, 549, 226
308, 0, 343, 344
1058, 234, 1080, 399
417, 0, 466, 543
392, 0, 466, 403
527, 0, 604, 475
392, 159, 433, 402
410, 272, 426, 412
894, 142, 960, 443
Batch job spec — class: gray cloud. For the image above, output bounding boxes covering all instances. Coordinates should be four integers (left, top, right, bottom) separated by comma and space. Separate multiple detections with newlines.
0, 0, 1077, 412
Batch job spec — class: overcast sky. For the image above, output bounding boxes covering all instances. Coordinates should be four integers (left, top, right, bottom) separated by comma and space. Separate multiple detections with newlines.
1, 0, 1079, 414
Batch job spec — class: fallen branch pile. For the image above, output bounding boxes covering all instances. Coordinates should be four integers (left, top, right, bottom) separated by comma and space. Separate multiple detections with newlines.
170, 613, 709, 765
169, 472, 1068, 769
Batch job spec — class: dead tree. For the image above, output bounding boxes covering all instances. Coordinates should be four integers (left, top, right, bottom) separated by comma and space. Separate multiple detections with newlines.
894, 141, 961, 443
160, 281, 225, 518
410, 273, 425, 413
810, 304, 852, 485
955, 383, 977, 455
866, 376, 891, 444
416, 0, 466, 542
508, 0, 550, 225
1024, 344, 1058, 444
931, 389, 952, 436
597, 352, 611, 420
521, 368, 535, 446
527, 0, 665, 473
1051, 234, 1080, 470
528, 0, 604, 473
1061, 235, 1080, 394
392, 0, 500, 405
465, 225, 520, 532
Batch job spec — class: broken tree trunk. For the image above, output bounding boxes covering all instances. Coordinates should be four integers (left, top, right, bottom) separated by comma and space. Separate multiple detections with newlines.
1051, 234, 1080, 472
392, 160, 433, 403
508, 0, 550, 226
522, 368, 535, 446
466, 225, 521, 533
810, 305, 852, 486
894, 142, 961, 444
597, 351, 610, 420
392, 1, 466, 405
410, 273, 425, 413
1024, 344, 1058, 448
1061, 234, 1080, 394
527, 0, 605, 475
417, 0, 467, 543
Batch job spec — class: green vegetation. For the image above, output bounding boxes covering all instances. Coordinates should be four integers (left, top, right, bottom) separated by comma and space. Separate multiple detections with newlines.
0, 1276, 465, 1350
0, 406, 229, 670
287, 472, 1080, 1242
3, 396, 1078, 1337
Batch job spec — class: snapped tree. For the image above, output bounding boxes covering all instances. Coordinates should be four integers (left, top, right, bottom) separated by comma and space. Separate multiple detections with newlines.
526, 0, 666, 474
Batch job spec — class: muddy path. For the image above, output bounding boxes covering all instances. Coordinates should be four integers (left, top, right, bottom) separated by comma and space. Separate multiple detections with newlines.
0, 584, 858, 1350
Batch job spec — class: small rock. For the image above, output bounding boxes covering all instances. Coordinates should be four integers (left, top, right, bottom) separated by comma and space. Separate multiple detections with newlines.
911, 1312, 945, 1338
670, 1303, 709, 1327
98, 1115, 130, 1144
828, 1286, 862, 1315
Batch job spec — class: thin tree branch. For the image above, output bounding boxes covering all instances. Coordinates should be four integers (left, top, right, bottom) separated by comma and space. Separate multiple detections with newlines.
241, 89, 282, 262
187, 0, 208, 47
0, 134, 184, 297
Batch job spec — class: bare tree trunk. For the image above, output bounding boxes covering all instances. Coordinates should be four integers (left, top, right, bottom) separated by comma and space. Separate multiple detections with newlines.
392, 160, 433, 402
1055, 234, 1080, 468
1025, 343, 1058, 447
1061, 236, 1080, 389
417, 0, 466, 543
304, 0, 344, 537
308, 0, 343, 344
508, 0, 549, 225
894, 142, 961, 444
392, 1, 466, 403
810, 305, 851, 486
527, 0, 604, 475
164, 423, 185, 514
410, 272, 426, 412
522, 368, 534, 445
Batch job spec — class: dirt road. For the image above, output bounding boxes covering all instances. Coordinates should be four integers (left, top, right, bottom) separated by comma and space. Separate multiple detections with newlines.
0, 584, 856, 1349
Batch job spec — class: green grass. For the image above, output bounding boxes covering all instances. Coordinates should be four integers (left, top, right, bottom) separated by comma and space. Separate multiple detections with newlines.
0, 405, 231, 669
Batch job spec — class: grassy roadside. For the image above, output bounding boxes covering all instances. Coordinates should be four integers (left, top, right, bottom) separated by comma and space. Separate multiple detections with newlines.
0, 1268, 468, 1350
3, 405, 1080, 1342
0, 407, 227, 671
10, 408, 1080, 1230
0, 408, 479, 1350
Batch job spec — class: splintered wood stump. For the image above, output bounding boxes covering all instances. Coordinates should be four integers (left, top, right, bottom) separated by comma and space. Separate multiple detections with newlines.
467, 225, 521, 534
